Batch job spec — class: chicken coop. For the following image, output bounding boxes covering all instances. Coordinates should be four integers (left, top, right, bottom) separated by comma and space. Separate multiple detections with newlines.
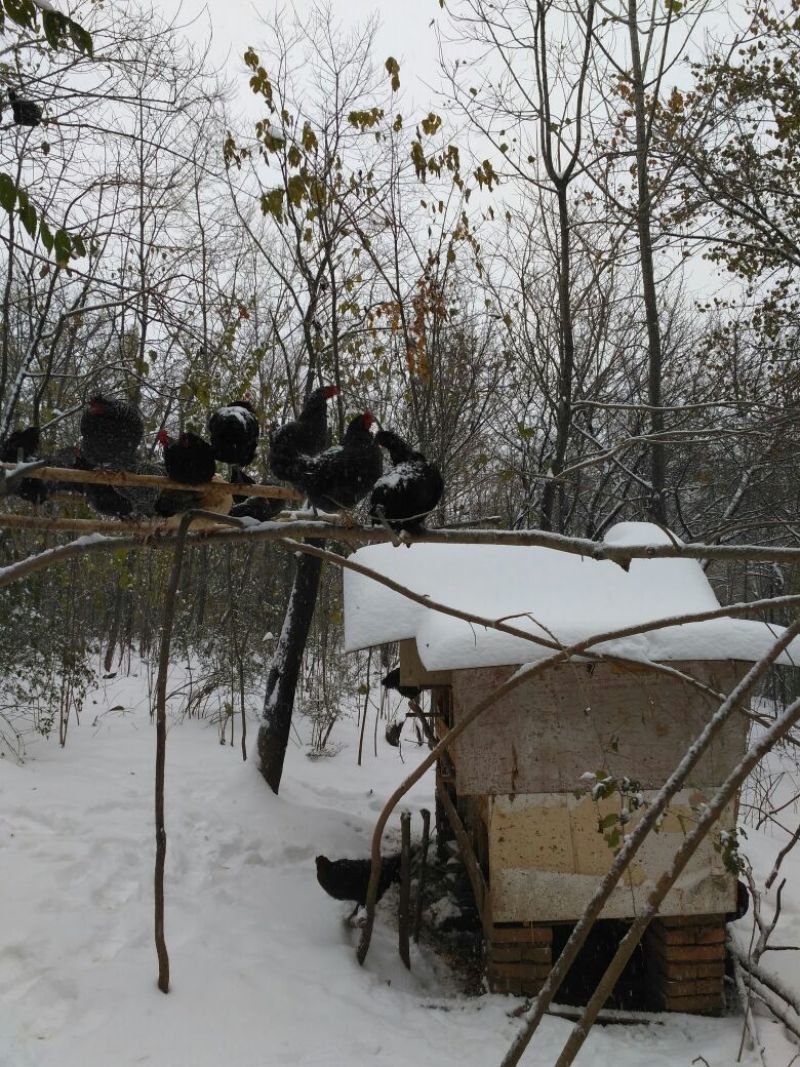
343, 523, 800, 1014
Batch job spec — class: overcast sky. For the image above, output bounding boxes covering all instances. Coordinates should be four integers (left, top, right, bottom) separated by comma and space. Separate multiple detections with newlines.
176, 0, 444, 109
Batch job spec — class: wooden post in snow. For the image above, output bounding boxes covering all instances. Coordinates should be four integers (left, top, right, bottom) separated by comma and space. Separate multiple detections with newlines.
413, 808, 431, 943
399, 811, 412, 969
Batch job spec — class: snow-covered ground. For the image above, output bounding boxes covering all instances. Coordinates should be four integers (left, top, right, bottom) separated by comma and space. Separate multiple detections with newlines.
1, 665, 798, 1067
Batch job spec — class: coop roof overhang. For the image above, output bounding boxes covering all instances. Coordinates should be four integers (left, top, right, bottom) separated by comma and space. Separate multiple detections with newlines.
342, 522, 800, 672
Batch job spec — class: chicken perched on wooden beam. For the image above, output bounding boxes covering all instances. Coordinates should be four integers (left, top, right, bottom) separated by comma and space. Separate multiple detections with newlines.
154, 476, 234, 527
269, 384, 338, 483
229, 492, 284, 523
0, 425, 48, 503
157, 430, 216, 485
369, 429, 443, 533
208, 400, 260, 467
287, 411, 382, 512
80, 395, 143, 469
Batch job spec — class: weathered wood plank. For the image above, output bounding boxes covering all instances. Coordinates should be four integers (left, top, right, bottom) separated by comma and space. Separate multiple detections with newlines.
487, 791, 737, 923
450, 660, 750, 796
399, 639, 452, 688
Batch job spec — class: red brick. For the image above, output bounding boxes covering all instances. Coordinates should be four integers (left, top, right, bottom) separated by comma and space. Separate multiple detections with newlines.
658, 914, 726, 929
490, 962, 552, 981
648, 942, 724, 963
652, 957, 725, 981
649, 924, 725, 947
492, 924, 552, 944
520, 946, 552, 964
660, 977, 724, 997
661, 993, 724, 1015
490, 945, 522, 963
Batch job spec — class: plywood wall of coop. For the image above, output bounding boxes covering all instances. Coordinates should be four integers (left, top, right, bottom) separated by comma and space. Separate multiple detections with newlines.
438, 659, 751, 925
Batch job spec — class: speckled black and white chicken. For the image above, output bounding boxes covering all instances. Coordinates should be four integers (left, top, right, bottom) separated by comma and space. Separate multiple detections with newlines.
79, 395, 143, 469
369, 429, 443, 532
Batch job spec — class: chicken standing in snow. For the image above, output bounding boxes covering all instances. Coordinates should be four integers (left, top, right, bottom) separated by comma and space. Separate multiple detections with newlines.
0, 425, 48, 503
208, 400, 260, 467
157, 430, 216, 485
315, 853, 402, 919
80, 395, 143, 468
369, 429, 443, 532
269, 384, 338, 482
287, 411, 382, 512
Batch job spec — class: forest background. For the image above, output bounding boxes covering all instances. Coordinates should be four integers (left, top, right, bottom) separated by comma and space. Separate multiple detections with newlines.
1, 0, 798, 763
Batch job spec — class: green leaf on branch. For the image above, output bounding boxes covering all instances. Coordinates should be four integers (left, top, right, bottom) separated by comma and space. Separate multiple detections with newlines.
0, 172, 16, 213
385, 56, 400, 92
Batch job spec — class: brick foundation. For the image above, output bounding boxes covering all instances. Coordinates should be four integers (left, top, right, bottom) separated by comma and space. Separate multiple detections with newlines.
486, 923, 553, 996
645, 914, 726, 1014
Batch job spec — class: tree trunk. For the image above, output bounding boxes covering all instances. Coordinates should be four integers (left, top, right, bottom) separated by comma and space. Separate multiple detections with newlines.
627, 0, 668, 524
257, 541, 324, 793
540, 184, 576, 533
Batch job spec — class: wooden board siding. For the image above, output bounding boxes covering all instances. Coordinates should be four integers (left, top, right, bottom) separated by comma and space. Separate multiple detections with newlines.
450, 660, 749, 796
486, 791, 737, 923
398, 639, 451, 688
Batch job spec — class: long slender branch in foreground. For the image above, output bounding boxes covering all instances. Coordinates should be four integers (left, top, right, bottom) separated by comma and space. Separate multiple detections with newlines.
498, 614, 800, 1067
548, 691, 800, 1067
352, 595, 800, 967
6, 500, 800, 565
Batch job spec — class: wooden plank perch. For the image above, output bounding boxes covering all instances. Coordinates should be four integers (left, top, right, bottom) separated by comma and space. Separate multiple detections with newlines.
0, 461, 302, 501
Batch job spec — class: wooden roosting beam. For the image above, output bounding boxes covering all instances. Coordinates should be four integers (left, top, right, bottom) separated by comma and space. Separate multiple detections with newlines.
0, 461, 302, 500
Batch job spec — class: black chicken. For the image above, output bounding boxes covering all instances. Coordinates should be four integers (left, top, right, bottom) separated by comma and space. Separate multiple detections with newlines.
0, 425, 48, 503
158, 430, 216, 485
230, 465, 255, 503
288, 411, 382, 511
208, 400, 260, 466
46, 445, 90, 496
85, 481, 134, 519
369, 430, 443, 533
80, 395, 143, 468
77, 446, 160, 520
8, 89, 42, 127
229, 494, 284, 523
381, 666, 422, 701
315, 853, 402, 918
269, 384, 338, 482
385, 719, 406, 747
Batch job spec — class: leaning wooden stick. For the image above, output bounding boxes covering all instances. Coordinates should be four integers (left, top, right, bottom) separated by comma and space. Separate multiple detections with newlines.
413, 809, 431, 943
498, 615, 800, 1067
547, 690, 800, 1067
356, 605, 800, 968
398, 812, 412, 970
153, 510, 245, 993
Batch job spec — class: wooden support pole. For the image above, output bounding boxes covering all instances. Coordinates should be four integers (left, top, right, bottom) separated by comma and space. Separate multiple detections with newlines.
413, 808, 431, 943
399, 811, 412, 970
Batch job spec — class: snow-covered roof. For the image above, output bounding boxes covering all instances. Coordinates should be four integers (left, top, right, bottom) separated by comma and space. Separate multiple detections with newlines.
342, 522, 800, 671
